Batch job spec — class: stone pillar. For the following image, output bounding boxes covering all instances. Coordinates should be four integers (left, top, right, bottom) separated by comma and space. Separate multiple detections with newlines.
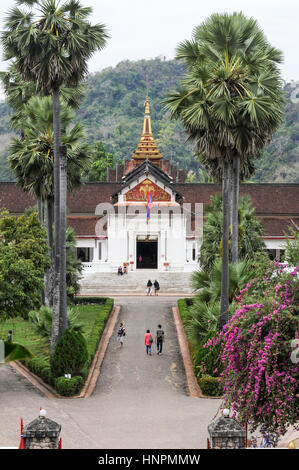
208, 409, 246, 449
22, 409, 61, 449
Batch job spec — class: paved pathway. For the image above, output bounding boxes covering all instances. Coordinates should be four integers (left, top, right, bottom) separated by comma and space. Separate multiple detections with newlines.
0, 296, 221, 449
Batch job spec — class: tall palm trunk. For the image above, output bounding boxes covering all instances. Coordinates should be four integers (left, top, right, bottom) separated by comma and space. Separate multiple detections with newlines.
231, 155, 240, 264
59, 145, 68, 333
37, 197, 42, 223
51, 86, 61, 357
44, 197, 54, 307
219, 159, 230, 330
228, 160, 233, 262
39, 197, 45, 305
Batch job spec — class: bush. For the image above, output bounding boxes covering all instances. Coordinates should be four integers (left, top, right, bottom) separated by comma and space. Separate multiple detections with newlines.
23, 357, 53, 386
54, 375, 83, 396
79, 365, 89, 381
50, 329, 88, 378
194, 332, 223, 380
199, 375, 222, 396
284, 226, 299, 265
86, 298, 114, 364
177, 299, 192, 326
187, 301, 220, 344
74, 296, 108, 305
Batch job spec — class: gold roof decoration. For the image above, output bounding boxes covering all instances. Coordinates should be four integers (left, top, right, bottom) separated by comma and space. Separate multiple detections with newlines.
132, 80, 163, 161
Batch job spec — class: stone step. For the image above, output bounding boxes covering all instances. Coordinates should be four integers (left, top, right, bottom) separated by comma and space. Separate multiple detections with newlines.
79, 271, 193, 294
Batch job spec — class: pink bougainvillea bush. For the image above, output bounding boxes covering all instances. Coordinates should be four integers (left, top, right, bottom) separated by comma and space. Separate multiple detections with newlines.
205, 261, 299, 435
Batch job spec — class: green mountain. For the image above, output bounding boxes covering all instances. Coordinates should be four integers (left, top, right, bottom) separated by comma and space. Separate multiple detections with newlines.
0, 57, 298, 182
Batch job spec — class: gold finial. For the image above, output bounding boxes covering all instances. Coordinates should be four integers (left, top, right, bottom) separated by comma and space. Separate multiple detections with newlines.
131, 74, 163, 161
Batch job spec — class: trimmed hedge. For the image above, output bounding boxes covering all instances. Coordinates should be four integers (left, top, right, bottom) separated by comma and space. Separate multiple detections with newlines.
23, 357, 53, 386
86, 297, 114, 365
177, 298, 193, 326
55, 376, 83, 396
74, 296, 108, 305
199, 375, 222, 397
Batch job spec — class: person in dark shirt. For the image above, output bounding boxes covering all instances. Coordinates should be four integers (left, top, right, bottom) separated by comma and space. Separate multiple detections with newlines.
7, 330, 12, 342
117, 322, 126, 347
146, 280, 152, 296
155, 324, 165, 355
154, 280, 160, 296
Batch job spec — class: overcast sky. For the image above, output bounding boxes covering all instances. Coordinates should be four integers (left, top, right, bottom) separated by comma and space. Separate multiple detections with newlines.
0, 0, 298, 83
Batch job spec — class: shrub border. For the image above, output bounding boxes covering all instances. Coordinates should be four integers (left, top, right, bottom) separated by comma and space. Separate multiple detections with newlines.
176, 299, 223, 399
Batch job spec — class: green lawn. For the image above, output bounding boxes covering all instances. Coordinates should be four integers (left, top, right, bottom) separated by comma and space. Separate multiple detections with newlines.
0, 317, 50, 360
0, 302, 111, 361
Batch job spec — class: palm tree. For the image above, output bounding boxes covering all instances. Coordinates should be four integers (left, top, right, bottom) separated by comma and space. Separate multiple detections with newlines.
199, 194, 265, 273
191, 259, 254, 305
8, 95, 91, 307
189, 258, 254, 344
0, 65, 84, 136
0, 66, 85, 225
2, 0, 109, 353
164, 12, 283, 328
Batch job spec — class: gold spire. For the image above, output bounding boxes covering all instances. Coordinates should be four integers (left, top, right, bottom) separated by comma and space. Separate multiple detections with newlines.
132, 79, 163, 161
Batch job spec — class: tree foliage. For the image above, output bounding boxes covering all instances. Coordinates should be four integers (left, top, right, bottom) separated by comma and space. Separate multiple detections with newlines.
0, 209, 49, 318
284, 224, 299, 266
8, 95, 91, 199
29, 306, 83, 339
83, 141, 115, 182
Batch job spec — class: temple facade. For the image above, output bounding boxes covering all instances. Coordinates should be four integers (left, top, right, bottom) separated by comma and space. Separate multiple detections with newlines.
76, 94, 199, 274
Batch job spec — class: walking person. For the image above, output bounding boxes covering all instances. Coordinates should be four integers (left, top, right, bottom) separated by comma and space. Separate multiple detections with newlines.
117, 322, 126, 348
154, 280, 160, 296
156, 324, 165, 355
146, 279, 152, 296
144, 329, 153, 356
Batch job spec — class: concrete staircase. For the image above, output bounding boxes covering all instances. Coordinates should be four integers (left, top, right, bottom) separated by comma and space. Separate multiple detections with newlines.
79, 269, 193, 295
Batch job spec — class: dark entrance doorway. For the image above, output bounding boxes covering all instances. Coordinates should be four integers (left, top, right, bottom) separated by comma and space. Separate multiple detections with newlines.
137, 240, 158, 269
